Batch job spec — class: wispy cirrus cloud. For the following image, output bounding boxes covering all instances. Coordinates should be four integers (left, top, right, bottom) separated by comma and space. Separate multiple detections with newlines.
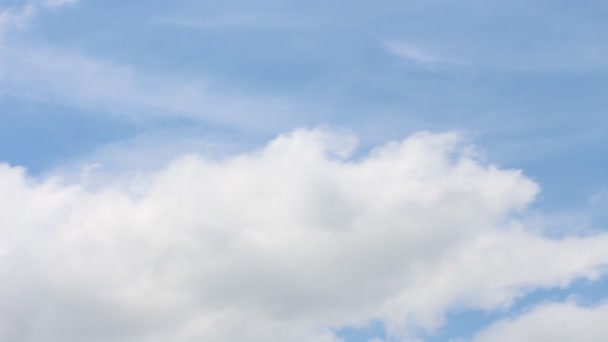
0, 2, 300, 133
0, 45, 298, 131
383, 40, 459, 65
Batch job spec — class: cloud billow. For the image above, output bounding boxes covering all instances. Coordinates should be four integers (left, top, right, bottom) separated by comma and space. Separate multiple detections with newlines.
0, 129, 606, 341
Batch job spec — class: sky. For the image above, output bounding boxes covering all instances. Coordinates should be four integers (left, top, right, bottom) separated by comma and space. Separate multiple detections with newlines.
0, 0, 607, 341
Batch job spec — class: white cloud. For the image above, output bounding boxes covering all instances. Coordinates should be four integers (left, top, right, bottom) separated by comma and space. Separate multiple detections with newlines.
472, 301, 608, 342
0, 129, 608, 341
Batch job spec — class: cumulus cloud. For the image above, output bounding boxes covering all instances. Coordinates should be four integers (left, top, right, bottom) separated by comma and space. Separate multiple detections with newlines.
472, 301, 608, 342
1, 129, 608, 341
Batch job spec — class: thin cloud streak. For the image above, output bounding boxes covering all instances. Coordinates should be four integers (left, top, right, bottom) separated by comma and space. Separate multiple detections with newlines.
0, 45, 299, 131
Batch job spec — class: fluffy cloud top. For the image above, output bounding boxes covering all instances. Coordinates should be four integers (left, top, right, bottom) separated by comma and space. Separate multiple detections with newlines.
0, 129, 607, 341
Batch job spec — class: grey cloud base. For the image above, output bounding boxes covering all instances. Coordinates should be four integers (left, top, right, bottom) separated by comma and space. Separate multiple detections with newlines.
0, 129, 607, 341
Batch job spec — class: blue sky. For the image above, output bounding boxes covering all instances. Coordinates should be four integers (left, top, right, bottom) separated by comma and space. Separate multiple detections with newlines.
1, 1, 608, 341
